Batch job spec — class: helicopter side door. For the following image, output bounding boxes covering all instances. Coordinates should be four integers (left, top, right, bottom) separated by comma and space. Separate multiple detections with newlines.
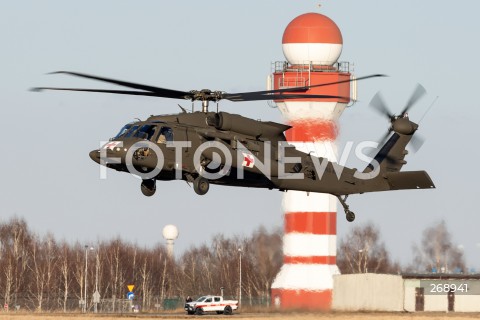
152, 125, 183, 173
168, 126, 192, 173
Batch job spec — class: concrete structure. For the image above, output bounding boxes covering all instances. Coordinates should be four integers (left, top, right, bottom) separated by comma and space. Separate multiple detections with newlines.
270, 13, 353, 310
333, 273, 480, 312
333, 274, 404, 311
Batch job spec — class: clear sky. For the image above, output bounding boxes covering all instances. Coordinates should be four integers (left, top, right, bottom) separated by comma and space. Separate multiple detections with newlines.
1, 1, 479, 268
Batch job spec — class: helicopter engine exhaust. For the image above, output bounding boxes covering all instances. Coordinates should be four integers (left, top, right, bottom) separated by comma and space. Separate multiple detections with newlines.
207, 112, 288, 138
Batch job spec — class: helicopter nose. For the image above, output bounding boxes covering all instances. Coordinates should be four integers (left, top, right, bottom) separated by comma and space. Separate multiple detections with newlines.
89, 149, 101, 164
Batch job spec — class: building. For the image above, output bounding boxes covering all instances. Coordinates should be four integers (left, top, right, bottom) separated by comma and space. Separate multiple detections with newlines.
333, 273, 480, 312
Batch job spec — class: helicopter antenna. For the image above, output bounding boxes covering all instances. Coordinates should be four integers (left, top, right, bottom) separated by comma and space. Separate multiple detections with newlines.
191, 101, 194, 113
418, 95, 438, 125
134, 117, 141, 122
177, 104, 187, 113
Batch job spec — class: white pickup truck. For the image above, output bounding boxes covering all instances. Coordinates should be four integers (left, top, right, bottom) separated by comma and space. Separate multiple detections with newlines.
184, 295, 238, 315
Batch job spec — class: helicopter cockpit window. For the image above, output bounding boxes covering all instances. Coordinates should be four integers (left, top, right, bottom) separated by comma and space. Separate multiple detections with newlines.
124, 125, 140, 138
157, 126, 173, 144
134, 125, 157, 140
114, 124, 133, 138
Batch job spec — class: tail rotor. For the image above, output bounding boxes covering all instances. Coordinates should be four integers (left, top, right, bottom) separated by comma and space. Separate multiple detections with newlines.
369, 84, 427, 153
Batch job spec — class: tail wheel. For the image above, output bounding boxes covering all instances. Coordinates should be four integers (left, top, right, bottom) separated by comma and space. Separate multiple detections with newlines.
223, 305, 233, 315
193, 177, 209, 195
346, 210, 355, 222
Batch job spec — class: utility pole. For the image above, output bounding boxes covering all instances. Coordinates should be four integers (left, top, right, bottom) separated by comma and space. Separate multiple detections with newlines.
84, 245, 88, 313
84, 245, 93, 313
94, 249, 99, 313
238, 248, 242, 307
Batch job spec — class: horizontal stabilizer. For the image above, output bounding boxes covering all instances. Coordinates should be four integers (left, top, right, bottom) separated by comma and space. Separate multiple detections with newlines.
385, 171, 435, 190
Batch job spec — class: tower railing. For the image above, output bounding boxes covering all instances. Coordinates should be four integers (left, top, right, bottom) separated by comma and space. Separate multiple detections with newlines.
271, 61, 352, 89
272, 61, 351, 73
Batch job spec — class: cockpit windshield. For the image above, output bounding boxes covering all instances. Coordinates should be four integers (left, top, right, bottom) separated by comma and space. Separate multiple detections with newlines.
124, 125, 140, 138
114, 123, 166, 141
114, 124, 133, 138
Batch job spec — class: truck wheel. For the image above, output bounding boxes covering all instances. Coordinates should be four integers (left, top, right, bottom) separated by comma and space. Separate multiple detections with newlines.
224, 305, 232, 315
195, 307, 204, 315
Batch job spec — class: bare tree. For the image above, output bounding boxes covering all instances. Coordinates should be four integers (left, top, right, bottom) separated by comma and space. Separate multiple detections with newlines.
337, 222, 398, 274
410, 220, 465, 273
0, 217, 32, 308
243, 227, 282, 305
28, 234, 47, 311
58, 241, 74, 312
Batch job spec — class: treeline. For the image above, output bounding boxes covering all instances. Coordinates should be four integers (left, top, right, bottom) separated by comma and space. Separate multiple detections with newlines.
0, 217, 282, 312
0, 216, 466, 312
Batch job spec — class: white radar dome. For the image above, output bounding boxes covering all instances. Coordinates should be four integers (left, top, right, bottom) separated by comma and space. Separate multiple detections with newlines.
162, 224, 179, 240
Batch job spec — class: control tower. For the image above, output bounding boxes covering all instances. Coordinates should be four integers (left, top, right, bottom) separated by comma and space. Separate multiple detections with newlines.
269, 12, 354, 310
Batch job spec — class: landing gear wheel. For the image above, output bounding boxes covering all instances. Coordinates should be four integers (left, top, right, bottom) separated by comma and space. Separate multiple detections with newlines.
193, 177, 209, 195
223, 305, 233, 315
336, 195, 357, 222
195, 307, 204, 315
346, 210, 355, 222
140, 179, 156, 197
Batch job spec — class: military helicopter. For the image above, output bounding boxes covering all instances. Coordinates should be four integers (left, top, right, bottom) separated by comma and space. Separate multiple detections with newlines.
33, 71, 435, 222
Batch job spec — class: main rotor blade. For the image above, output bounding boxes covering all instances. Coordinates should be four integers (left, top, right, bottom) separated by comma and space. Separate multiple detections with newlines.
369, 91, 394, 119
49, 71, 191, 99
39, 71, 385, 104
400, 83, 426, 116
224, 93, 349, 102
224, 74, 387, 98
31, 87, 182, 98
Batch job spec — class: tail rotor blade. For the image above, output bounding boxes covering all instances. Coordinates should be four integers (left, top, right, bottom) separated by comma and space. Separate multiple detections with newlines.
401, 83, 426, 115
368, 129, 392, 159
409, 135, 425, 153
370, 91, 394, 119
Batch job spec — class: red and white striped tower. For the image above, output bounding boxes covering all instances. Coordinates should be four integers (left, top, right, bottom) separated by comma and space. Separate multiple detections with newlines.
270, 12, 352, 310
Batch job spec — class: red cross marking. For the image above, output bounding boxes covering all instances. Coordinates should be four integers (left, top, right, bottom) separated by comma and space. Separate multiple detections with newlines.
243, 154, 254, 168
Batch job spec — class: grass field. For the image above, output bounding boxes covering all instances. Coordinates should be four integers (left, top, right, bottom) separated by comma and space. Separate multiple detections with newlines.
0, 312, 479, 320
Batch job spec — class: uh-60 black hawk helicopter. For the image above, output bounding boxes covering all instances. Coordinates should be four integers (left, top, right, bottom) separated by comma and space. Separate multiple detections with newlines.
34, 71, 435, 222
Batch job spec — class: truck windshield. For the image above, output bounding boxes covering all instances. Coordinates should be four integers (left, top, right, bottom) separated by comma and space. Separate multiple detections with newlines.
196, 296, 207, 302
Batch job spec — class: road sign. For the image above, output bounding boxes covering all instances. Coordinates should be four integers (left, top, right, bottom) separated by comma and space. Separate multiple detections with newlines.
127, 284, 135, 292
127, 292, 134, 300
